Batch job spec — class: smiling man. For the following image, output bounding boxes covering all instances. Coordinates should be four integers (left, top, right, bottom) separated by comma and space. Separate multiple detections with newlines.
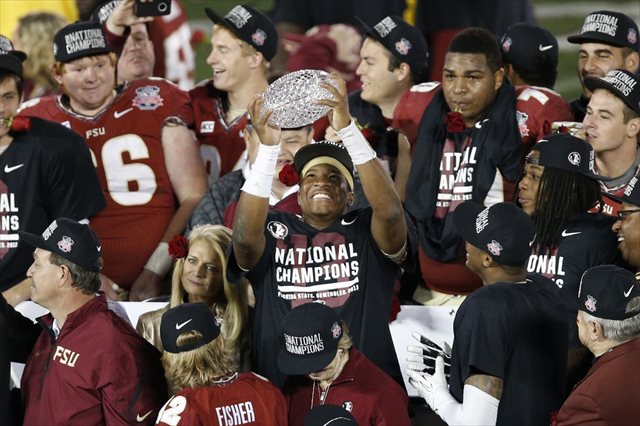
190, 4, 277, 182
567, 10, 639, 121
228, 73, 411, 388
582, 69, 640, 217
19, 21, 207, 301
405, 27, 522, 305
613, 173, 640, 273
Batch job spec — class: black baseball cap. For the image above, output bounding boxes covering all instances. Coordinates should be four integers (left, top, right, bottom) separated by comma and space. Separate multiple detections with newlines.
205, 5, 277, 61
294, 140, 355, 190
19, 218, 102, 272
454, 201, 535, 267
529, 134, 609, 181
53, 21, 113, 63
578, 265, 640, 320
355, 15, 429, 81
0, 34, 26, 77
568, 10, 639, 51
622, 173, 640, 207
584, 69, 640, 115
278, 303, 344, 376
501, 23, 558, 72
90, 0, 121, 25
304, 404, 357, 426
161, 303, 221, 354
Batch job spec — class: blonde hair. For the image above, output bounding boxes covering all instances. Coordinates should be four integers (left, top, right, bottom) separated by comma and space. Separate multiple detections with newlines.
169, 225, 249, 368
14, 12, 67, 96
162, 330, 235, 394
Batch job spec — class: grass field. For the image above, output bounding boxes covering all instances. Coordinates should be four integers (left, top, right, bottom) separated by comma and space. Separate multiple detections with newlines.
184, 0, 639, 100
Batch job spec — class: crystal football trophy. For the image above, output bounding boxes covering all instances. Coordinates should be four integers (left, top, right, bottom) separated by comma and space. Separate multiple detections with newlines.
260, 69, 338, 128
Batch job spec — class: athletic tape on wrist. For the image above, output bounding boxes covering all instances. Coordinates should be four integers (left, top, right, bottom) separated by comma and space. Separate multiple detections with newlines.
241, 143, 280, 198
336, 120, 377, 165
144, 242, 172, 277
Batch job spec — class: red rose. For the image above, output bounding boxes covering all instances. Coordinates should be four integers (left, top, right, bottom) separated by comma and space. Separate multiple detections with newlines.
278, 163, 300, 186
445, 111, 465, 133
168, 235, 189, 261
558, 125, 569, 134
360, 127, 375, 142
8, 116, 31, 134
190, 30, 205, 46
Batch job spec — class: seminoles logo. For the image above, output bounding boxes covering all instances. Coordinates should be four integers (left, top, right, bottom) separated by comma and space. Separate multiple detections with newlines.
487, 240, 503, 257
251, 29, 267, 46
57, 236, 74, 253
267, 221, 288, 239
567, 151, 581, 166
628, 28, 638, 45
501, 36, 512, 52
395, 38, 412, 56
331, 321, 342, 339
584, 295, 597, 312
132, 85, 164, 111
342, 401, 353, 412
516, 111, 529, 137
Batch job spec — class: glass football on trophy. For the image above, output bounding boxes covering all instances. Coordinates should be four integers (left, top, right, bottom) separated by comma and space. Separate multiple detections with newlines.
260, 69, 338, 128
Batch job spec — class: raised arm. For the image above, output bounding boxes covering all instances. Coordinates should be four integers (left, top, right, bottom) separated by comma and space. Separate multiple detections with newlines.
318, 74, 407, 259
232, 96, 281, 270
129, 121, 208, 301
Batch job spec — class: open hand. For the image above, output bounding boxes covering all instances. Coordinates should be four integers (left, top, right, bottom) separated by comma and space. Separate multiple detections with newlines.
247, 94, 281, 146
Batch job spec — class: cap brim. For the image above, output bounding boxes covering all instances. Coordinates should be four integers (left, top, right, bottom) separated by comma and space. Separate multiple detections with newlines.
567, 33, 627, 48
584, 76, 640, 115
277, 347, 337, 376
353, 16, 379, 42
18, 231, 48, 251
204, 7, 224, 24
0, 54, 23, 76
452, 201, 485, 249
10, 50, 26, 62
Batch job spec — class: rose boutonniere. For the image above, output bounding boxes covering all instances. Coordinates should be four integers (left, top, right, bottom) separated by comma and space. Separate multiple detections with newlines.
5, 116, 32, 134
190, 29, 205, 47
445, 110, 465, 133
168, 235, 189, 261
278, 163, 299, 186
354, 120, 375, 142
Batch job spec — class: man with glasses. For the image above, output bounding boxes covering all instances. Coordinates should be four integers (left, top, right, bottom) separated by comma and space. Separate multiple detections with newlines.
613, 173, 640, 274
582, 69, 640, 217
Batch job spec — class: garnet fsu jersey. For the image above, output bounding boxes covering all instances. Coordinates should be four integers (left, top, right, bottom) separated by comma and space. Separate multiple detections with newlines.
514, 85, 574, 152
392, 81, 440, 148
190, 81, 249, 182
19, 78, 194, 287
155, 372, 287, 426
148, 0, 194, 89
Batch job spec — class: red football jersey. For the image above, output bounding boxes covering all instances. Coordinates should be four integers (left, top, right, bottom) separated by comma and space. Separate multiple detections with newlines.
148, 0, 194, 90
392, 81, 440, 148
190, 81, 249, 181
20, 78, 194, 287
515, 85, 574, 152
155, 373, 287, 426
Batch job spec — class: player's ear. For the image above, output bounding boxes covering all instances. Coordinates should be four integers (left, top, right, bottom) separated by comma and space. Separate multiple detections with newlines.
51, 63, 64, 85
482, 253, 494, 268
248, 51, 264, 69
625, 116, 640, 138
493, 66, 505, 91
